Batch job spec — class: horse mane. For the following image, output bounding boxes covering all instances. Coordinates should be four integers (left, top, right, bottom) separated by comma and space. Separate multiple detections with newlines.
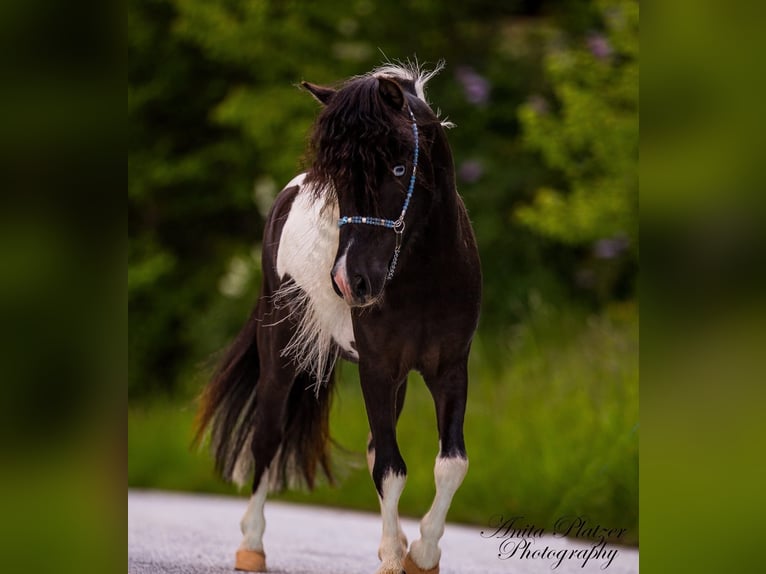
371, 59, 444, 103
305, 61, 448, 209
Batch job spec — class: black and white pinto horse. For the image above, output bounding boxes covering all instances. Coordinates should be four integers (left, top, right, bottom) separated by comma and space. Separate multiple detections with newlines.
196, 63, 481, 574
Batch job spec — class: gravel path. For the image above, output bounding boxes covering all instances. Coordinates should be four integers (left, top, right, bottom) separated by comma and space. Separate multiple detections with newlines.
128, 489, 638, 574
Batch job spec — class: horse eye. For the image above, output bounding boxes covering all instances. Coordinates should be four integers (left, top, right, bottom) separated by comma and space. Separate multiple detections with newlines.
392, 165, 406, 177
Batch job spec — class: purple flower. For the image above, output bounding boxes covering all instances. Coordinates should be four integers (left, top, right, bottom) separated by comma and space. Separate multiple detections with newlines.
587, 33, 613, 61
593, 236, 629, 259
455, 66, 490, 105
458, 160, 484, 183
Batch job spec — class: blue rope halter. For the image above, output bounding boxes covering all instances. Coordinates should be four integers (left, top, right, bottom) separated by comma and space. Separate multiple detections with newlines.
337, 107, 419, 280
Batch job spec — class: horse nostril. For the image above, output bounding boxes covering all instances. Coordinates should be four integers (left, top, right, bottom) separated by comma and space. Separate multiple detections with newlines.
352, 274, 369, 299
330, 272, 343, 298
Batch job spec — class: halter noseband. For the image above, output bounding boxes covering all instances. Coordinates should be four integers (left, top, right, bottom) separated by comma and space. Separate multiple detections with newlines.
337, 107, 419, 281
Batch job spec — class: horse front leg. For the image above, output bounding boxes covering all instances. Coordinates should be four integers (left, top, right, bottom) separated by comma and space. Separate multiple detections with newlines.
360, 364, 408, 574
405, 357, 470, 574
367, 381, 409, 560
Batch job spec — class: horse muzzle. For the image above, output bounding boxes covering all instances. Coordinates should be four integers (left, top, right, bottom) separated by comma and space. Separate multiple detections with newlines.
331, 268, 377, 307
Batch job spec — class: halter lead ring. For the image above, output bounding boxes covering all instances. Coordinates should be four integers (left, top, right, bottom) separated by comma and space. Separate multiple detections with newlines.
337, 107, 419, 280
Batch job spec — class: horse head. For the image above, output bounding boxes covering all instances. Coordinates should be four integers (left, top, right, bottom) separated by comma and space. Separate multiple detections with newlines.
303, 72, 447, 307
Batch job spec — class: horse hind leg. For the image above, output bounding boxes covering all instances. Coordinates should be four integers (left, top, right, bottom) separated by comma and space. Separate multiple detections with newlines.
236, 470, 269, 571
235, 410, 285, 571
235, 318, 299, 572
235, 373, 292, 572
237, 361, 337, 572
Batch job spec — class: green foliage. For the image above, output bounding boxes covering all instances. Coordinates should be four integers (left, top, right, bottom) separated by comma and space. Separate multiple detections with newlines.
517, 0, 638, 246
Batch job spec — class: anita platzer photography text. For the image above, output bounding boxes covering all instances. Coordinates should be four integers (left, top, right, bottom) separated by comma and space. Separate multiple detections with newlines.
129, 1, 638, 573
481, 515, 630, 570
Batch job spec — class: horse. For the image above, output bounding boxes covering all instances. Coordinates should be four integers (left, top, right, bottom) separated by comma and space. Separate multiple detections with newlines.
195, 62, 482, 574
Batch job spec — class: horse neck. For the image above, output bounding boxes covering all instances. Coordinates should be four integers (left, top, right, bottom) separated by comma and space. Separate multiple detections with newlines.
422, 134, 463, 242
405, 158, 469, 279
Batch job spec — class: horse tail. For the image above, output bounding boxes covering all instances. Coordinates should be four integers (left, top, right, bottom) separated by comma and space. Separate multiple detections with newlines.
193, 305, 262, 485
274, 367, 337, 490
194, 302, 338, 490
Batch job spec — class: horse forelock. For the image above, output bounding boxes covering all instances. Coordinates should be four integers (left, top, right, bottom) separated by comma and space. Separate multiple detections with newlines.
306, 75, 416, 210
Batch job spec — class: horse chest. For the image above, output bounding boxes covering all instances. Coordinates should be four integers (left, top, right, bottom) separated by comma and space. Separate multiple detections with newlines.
275, 175, 358, 361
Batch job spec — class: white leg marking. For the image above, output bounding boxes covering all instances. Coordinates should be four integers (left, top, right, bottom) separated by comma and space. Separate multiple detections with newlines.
376, 471, 407, 574
239, 471, 269, 552
409, 457, 469, 570
367, 436, 408, 556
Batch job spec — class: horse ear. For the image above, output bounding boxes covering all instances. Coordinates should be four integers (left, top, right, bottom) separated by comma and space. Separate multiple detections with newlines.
301, 81, 336, 106
377, 77, 405, 110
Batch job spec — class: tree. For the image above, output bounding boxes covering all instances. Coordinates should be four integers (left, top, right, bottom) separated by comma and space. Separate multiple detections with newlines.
517, 0, 638, 250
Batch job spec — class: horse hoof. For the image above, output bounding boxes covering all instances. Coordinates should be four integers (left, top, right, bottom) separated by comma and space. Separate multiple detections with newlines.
235, 549, 267, 572
402, 552, 439, 574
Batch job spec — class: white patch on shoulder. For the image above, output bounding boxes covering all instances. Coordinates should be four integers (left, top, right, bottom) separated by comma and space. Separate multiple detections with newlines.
284, 173, 307, 190
275, 175, 357, 385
